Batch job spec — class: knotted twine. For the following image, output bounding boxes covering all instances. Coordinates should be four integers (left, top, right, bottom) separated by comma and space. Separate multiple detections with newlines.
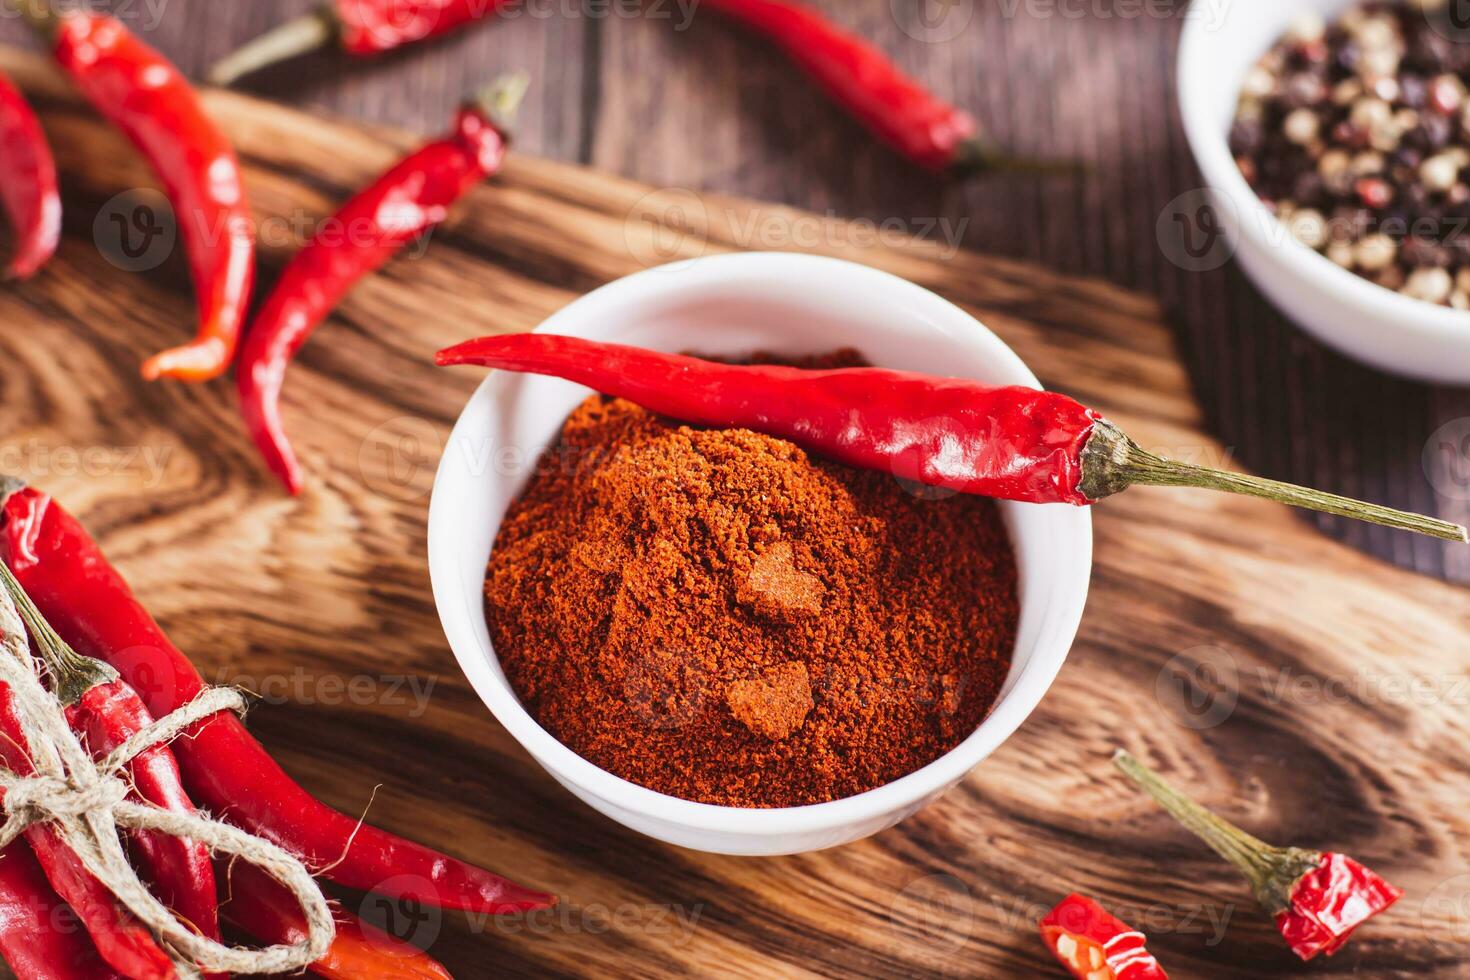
0, 580, 336, 977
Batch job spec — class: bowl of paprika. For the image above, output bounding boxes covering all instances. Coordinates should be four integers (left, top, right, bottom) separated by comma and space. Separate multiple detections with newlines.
428, 252, 1093, 855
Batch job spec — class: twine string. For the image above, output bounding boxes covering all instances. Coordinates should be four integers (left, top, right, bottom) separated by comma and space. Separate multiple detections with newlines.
0, 580, 335, 977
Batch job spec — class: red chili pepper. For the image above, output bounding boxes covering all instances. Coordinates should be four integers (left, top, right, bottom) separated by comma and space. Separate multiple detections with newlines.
698, 0, 1063, 174
0, 685, 175, 979
435, 333, 1466, 540
0, 70, 60, 280
0, 840, 123, 980
209, 0, 510, 85
238, 75, 524, 495
0, 481, 554, 918
1040, 894, 1168, 980
1114, 751, 1403, 961
221, 862, 454, 980
33, 9, 255, 382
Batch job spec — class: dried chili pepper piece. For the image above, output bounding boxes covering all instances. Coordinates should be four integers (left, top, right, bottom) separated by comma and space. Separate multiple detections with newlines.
1113, 751, 1403, 961
221, 863, 454, 980
1040, 894, 1168, 980
237, 75, 524, 494
697, 0, 1071, 175
0, 840, 123, 980
0, 480, 554, 918
435, 333, 1467, 541
209, 0, 509, 85
0, 70, 60, 280
26, 7, 255, 382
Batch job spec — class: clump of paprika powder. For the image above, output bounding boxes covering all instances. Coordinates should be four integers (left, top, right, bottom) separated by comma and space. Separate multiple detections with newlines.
487, 382, 1019, 808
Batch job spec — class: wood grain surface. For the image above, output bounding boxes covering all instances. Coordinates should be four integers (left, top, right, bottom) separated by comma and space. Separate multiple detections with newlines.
0, 46, 1466, 979
1, 0, 1463, 585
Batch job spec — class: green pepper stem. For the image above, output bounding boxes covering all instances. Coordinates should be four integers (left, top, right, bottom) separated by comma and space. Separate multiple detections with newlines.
1113, 750, 1320, 914
950, 138, 1084, 177
1079, 419, 1467, 542
0, 562, 116, 706
468, 72, 530, 133
206, 7, 337, 86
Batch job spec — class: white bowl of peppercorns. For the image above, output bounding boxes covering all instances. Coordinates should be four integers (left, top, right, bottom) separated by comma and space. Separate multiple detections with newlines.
1179, 0, 1470, 384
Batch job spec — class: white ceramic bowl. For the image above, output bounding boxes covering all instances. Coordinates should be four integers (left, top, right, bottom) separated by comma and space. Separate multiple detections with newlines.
1178, 0, 1470, 384
427, 253, 1092, 855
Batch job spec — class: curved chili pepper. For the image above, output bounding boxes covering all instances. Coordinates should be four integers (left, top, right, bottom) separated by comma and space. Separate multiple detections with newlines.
209, 0, 511, 85
1040, 894, 1168, 980
238, 76, 524, 495
0, 840, 123, 980
0, 684, 175, 980
0, 71, 60, 280
0, 482, 555, 918
38, 10, 255, 382
221, 862, 454, 980
1114, 751, 1403, 961
697, 0, 1065, 174
436, 333, 1467, 541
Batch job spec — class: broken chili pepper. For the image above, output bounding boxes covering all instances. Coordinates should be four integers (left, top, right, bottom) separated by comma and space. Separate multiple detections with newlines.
238, 74, 524, 495
0, 70, 60, 280
697, 0, 1062, 174
221, 862, 453, 980
0, 840, 123, 980
209, 0, 509, 85
0, 479, 554, 918
22, 7, 255, 382
1113, 750, 1403, 961
434, 333, 1467, 540
1040, 894, 1168, 980
0, 562, 222, 977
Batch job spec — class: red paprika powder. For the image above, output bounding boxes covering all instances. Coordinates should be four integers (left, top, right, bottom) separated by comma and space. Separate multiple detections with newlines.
487, 379, 1019, 808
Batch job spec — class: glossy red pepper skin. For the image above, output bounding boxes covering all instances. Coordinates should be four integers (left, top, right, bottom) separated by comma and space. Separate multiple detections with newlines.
65, 680, 221, 974
698, 0, 976, 171
0, 841, 124, 980
52, 13, 254, 382
1276, 852, 1403, 960
437, 333, 1102, 504
0, 685, 175, 980
335, 0, 505, 54
222, 862, 453, 980
0, 71, 61, 280
239, 102, 512, 494
1039, 894, 1168, 980
0, 485, 554, 917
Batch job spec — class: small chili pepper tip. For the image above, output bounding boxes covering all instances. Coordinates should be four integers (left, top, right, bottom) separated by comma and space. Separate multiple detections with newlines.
206, 7, 338, 86
1112, 750, 1403, 961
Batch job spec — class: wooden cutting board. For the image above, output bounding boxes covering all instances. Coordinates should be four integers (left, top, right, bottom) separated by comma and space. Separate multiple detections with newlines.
1, 46, 1467, 979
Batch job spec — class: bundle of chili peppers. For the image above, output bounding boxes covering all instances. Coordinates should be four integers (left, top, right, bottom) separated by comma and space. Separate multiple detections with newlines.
209, 0, 1052, 175
435, 333, 1467, 541
0, 477, 553, 979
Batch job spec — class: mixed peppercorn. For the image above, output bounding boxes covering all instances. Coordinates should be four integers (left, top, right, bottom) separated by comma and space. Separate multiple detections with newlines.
1231, 0, 1470, 306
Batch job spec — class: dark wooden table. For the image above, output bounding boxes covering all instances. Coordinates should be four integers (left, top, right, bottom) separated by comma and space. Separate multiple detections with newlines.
5, 0, 1467, 582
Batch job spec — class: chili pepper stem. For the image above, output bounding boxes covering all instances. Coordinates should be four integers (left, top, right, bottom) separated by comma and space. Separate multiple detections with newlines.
0, 561, 117, 706
206, 7, 337, 86
469, 71, 531, 130
6, 0, 58, 37
1113, 750, 1321, 915
1080, 419, 1468, 541
950, 137, 1083, 176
